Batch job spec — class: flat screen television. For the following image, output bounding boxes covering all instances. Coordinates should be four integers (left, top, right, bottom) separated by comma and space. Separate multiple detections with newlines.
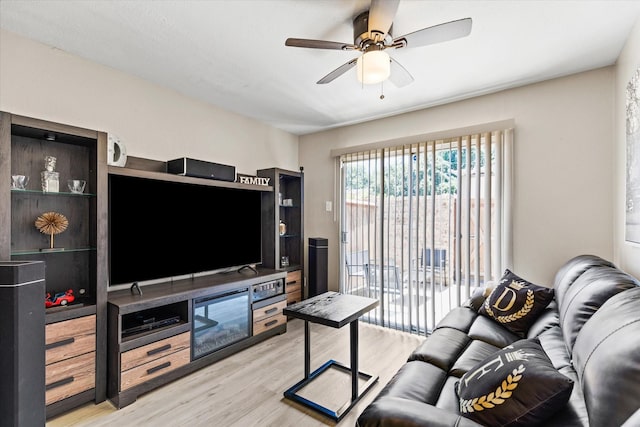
108, 173, 262, 286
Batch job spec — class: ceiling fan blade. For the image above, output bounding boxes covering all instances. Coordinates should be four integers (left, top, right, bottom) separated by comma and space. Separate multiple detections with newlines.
317, 58, 358, 84
393, 17, 472, 49
389, 57, 414, 87
285, 38, 356, 50
368, 0, 400, 40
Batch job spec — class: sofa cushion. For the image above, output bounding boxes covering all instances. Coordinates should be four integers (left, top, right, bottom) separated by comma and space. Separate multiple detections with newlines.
434, 305, 479, 333
552, 254, 615, 306
558, 266, 639, 352
537, 326, 572, 370
479, 269, 554, 338
526, 300, 560, 338
377, 360, 448, 405
456, 338, 574, 427
357, 396, 485, 427
449, 340, 502, 378
409, 327, 471, 371
468, 315, 521, 348
572, 286, 640, 427
436, 376, 465, 413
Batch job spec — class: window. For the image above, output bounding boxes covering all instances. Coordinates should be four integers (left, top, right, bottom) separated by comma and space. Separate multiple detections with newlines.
339, 128, 513, 335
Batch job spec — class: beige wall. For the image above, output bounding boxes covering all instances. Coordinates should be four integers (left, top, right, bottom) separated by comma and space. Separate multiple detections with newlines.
300, 68, 616, 289
0, 29, 299, 175
615, 18, 640, 278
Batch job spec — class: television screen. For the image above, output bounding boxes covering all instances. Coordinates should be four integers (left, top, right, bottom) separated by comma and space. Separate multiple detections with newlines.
109, 173, 262, 286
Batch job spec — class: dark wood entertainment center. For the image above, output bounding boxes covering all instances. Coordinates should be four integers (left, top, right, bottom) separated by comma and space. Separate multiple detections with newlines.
107, 268, 287, 408
0, 111, 305, 417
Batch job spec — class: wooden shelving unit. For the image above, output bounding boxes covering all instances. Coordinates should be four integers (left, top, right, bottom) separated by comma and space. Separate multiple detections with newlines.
0, 111, 108, 418
257, 168, 305, 307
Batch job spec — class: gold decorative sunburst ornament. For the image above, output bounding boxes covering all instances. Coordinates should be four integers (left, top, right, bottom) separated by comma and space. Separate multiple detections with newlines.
35, 211, 68, 249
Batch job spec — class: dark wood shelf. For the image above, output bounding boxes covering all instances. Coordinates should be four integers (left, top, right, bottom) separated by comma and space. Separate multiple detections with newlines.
108, 164, 273, 193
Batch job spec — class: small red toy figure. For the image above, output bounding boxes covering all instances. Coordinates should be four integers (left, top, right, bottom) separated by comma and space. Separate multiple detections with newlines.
45, 289, 75, 308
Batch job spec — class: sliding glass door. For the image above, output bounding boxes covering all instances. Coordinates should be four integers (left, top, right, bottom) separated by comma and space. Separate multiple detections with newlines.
339, 129, 513, 335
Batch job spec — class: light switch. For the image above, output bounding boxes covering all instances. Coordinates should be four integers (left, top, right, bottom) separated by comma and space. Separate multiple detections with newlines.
325, 201, 332, 212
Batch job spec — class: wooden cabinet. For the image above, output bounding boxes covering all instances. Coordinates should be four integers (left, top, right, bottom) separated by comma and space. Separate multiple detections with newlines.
252, 298, 287, 335
107, 268, 287, 409
45, 315, 96, 406
257, 168, 304, 306
0, 112, 108, 417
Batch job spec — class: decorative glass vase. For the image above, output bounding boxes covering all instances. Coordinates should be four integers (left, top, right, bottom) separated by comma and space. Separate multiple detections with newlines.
41, 156, 59, 192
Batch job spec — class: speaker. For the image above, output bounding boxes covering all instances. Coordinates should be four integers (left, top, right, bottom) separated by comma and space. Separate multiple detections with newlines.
167, 157, 236, 182
308, 237, 328, 297
0, 261, 46, 427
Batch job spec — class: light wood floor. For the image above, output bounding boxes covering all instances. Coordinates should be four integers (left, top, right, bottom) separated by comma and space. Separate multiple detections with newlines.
47, 319, 423, 427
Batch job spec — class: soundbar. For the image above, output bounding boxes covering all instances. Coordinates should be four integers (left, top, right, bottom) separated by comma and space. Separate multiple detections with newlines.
167, 157, 236, 182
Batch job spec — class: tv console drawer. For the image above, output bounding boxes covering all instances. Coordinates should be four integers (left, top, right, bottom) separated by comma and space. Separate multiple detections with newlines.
253, 299, 287, 323
120, 348, 190, 391
45, 351, 95, 405
253, 312, 286, 335
46, 315, 96, 365
121, 332, 190, 372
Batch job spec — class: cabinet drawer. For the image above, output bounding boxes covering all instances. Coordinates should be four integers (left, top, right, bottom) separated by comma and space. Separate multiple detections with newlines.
287, 290, 302, 305
46, 315, 96, 365
45, 351, 95, 405
253, 313, 286, 335
252, 300, 287, 323
121, 332, 190, 372
286, 270, 302, 289
120, 348, 190, 391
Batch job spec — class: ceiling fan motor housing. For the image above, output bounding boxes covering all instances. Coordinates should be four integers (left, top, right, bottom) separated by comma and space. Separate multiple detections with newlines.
354, 11, 393, 49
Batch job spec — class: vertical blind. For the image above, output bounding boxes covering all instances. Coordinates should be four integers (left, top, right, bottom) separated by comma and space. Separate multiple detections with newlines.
339, 128, 513, 335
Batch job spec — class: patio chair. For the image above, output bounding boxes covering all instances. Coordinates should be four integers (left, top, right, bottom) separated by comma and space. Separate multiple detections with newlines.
413, 248, 447, 286
345, 250, 369, 290
367, 260, 402, 296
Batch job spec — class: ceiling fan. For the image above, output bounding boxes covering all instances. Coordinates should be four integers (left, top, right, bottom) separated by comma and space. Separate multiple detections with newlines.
285, 0, 472, 88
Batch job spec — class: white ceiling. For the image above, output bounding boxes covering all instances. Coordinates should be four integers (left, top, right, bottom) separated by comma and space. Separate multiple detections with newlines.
2, 0, 640, 135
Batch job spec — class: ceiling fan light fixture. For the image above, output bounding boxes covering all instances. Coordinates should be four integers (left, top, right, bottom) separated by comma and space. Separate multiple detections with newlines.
356, 50, 390, 84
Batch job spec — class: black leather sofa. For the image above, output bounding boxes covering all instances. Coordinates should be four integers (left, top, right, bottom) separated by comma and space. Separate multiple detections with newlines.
357, 255, 640, 427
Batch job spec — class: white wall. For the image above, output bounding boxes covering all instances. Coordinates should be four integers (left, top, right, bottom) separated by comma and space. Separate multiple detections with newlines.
300, 68, 616, 289
0, 29, 299, 175
615, 18, 640, 278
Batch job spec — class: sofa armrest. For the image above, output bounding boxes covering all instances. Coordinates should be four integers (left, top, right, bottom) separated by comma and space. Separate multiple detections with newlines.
357, 397, 484, 427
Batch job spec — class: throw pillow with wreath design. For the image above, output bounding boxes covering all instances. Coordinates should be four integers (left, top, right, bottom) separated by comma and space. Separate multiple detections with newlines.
456, 338, 574, 427
479, 269, 554, 337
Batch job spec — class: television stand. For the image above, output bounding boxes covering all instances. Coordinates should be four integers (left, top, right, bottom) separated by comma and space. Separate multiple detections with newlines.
107, 268, 287, 408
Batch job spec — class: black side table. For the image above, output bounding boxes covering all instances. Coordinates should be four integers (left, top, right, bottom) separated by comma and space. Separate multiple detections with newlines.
283, 291, 379, 421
